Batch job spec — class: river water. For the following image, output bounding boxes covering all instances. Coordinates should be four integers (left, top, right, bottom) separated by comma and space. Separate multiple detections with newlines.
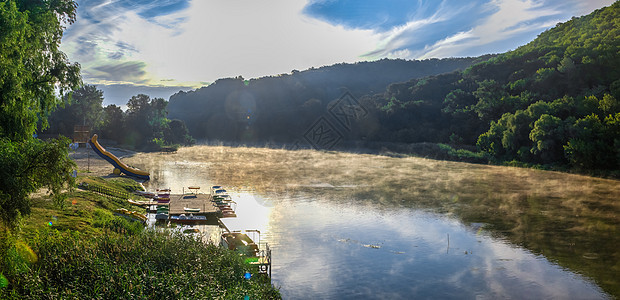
127, 146, 617, 299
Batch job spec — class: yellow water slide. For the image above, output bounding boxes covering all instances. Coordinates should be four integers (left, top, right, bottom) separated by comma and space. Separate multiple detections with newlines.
88, 134, 150, 180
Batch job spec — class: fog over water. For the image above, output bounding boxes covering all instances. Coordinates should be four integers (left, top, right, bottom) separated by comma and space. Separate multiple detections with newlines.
126, 145, 618, 299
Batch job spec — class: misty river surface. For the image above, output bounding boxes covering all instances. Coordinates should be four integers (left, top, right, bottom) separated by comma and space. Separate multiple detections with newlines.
126, 146, 617, 299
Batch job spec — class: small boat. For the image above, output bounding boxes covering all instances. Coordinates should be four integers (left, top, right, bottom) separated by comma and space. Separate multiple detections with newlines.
210, 186, 223, 194
221, 232, 259, 256
169, 214, 207, 224
221, 230, 271, 276
213, 189, 227, 195
219, 207, 234, 213
114, 208, 147, 223
213, 194, 232, 202
184, 207, 200, 213
157, 188, 171, 198
155, 213, 169, 220
221, 211, 237, 218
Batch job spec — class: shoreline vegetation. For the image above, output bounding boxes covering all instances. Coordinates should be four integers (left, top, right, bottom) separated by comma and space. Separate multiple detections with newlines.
0, 148, 281, 299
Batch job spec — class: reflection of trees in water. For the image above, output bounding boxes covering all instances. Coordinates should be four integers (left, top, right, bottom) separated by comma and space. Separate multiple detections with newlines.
126, 145, 620, 297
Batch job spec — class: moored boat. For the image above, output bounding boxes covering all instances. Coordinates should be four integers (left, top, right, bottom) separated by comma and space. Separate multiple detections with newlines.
184, 207, 200, 213
169, 214, 207, 224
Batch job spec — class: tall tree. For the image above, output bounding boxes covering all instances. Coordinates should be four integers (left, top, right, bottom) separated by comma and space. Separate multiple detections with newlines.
0, 0, 79, 227
47, 85, 104, 136
0, 0, 81, 141
100, 104, 125, 142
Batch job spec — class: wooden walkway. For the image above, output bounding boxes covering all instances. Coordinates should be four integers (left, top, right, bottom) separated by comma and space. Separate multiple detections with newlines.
167, 193, 220, 216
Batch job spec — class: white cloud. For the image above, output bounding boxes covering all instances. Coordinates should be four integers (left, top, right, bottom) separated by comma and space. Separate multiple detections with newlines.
61, 0, 615, 92
62, 0, 381, 88
368, 0, 615, 59
417, 0, 562, 58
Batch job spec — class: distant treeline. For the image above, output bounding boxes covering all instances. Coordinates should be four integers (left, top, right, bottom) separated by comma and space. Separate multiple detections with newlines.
43, 86, 194, 151
168, 3, 619, 173
167, 57, 484, 142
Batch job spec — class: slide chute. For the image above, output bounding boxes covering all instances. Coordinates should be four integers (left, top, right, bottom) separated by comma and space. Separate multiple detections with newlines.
88, 134, 150, 180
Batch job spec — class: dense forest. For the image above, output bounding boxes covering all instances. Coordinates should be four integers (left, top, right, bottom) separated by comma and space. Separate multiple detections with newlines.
364, 2, 619, 171
168, 57, 485, 142
169, 3, 619, 173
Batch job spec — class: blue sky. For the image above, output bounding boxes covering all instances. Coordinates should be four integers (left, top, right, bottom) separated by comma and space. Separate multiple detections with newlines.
61, 0, 615, 106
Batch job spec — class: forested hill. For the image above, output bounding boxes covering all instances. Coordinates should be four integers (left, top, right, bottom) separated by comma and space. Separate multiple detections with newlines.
167, 57, 484, 141
364, 2, 619, 171
169, 2, 618, 172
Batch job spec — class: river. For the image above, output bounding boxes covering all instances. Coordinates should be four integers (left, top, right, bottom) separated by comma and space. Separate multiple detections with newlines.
126, 145, 619, 299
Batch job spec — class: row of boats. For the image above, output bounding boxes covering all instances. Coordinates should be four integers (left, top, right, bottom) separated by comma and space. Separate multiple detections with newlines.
211, 185, 237, 218
130, 184, 271, 277
130, 186, 240, 223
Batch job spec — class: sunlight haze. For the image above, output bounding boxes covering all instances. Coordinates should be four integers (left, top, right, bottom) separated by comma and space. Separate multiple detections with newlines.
61, 0, 615, 106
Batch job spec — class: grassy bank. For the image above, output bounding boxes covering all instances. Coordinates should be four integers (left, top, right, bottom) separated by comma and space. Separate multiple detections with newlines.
0, 176, 280, 299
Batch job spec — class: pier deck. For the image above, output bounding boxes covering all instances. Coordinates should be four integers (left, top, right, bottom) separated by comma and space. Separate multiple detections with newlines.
167, 194, 220, 216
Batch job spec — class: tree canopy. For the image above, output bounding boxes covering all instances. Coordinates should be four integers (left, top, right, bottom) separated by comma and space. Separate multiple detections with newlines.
0, 0, 81, 141
0, 0, 79, 227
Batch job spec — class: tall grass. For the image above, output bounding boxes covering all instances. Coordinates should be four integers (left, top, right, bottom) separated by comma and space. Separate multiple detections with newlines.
1, 228, 279, 299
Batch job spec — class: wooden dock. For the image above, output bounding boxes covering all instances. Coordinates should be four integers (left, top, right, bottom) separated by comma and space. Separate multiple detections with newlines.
167, 193, 220, 216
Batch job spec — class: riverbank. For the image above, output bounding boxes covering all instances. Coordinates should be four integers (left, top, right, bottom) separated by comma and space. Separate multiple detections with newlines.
0, 152, 281, 298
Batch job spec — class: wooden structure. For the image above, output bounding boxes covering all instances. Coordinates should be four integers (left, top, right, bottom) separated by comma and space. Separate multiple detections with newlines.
167, 194, 221, 223
73, 125, 90, 144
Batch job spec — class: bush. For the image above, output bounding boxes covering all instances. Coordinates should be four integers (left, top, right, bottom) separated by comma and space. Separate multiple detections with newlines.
0, 229, 280, 299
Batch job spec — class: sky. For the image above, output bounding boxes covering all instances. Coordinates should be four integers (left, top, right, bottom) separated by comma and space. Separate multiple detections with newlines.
60, 0, 616, 106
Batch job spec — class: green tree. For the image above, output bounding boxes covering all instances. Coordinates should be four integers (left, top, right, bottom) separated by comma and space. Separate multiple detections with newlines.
100, 104, 125, 142
0, 0, 81, 141
564, 114, 613, 169
47, 85, 103, 136
164, 119, 194, 146
0, 137, 75, 228
598, 94, 618, 114
125, 94, 171, 149
529, 114, 567, 163
0, 0, 80, 227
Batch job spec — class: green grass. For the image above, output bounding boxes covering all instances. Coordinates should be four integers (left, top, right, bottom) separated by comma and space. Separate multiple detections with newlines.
1, 175, 280, 299
1, 229, 278, 299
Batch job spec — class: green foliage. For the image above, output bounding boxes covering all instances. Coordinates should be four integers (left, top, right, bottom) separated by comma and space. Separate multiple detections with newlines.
92, 209, 143, 235
0, 229, 280, 299
564, 114, 618, 169
0, 137, 75, 228
0, 0, 81, 141
45, 85, 103, 136
168, 58, 479, 142
360, 3, 619, 173
123, 94, 193, 151
100, 104, 125, 142
529, 114, 566, 163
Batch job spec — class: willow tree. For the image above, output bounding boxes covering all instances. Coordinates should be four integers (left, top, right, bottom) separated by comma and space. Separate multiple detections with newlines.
0, 0, 80, 227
